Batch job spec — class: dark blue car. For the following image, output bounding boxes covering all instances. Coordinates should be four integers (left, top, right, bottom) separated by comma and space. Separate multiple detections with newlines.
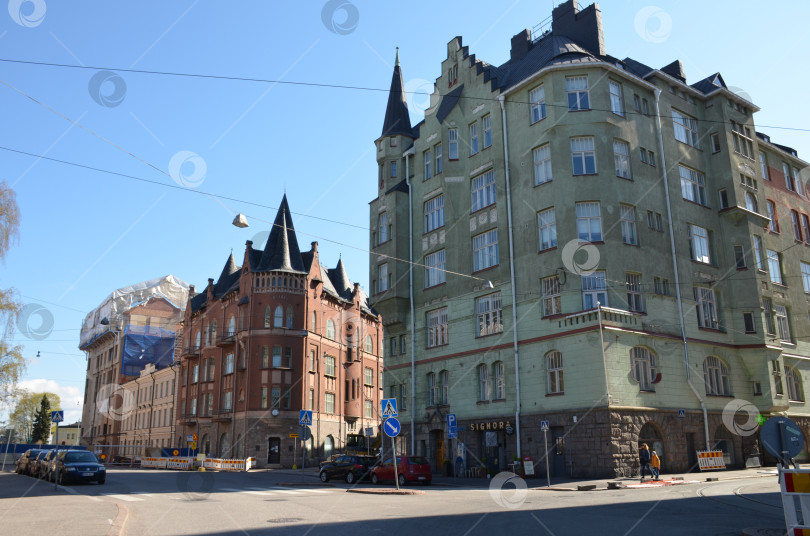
52, 450, 106, 485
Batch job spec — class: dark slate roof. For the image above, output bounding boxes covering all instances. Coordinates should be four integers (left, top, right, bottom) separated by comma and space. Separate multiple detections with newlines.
381, 54, 414, 138
660, 60, 686, 83
213, 252, 240, 298
621, 57, 654, 78
436, 84, 464, 124
255, 195, 307, 274
189, 292, 207, 313
385, 179, 409, 195
491, 35, 597, 91
237, 296, 249, 305
327, 258, 353, 300
301, 250, 315, 272
691, 73, 726, 94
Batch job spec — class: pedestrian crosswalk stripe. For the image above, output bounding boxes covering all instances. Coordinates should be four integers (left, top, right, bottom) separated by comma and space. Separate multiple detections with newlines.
102, 494, 144, 502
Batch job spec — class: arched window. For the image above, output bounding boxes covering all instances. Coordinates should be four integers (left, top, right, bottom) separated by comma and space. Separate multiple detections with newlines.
273, 306, 283, 328
546, 351, 564, 394
311, 312, 317, 333
786, 365, 804, 402
326, 319, 336, 340
364, 335, 373, 353
440, 370, 449, 405
227, 316, 236, 336
264, 307, 272, 328
493, 361, 505, 399
631, 347, 658, 391
427, 372, 437, 406
703, 356, 731, 396
478, 364, 490, 401
286, 307, 294, 329
745, 192, 758, 213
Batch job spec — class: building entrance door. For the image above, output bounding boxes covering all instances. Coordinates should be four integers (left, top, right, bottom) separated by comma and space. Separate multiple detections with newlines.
551, 426, 566, 477
432, 430, 446, 473
268, 437, 280, 464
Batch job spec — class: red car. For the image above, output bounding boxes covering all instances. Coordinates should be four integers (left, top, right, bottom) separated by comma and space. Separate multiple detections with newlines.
370, 456, 431, 486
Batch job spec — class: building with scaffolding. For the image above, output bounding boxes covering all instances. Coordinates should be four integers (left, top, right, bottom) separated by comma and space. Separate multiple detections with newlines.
176, 195, 383, 467
79, 275, 188, 461
370, 0, 810, 478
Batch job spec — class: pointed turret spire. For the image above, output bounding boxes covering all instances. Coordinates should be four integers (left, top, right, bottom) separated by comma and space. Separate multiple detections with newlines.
212, 250, 241, 297
381, 48, 413, 138
328, 257, 353, 299
257, 194, 306, 273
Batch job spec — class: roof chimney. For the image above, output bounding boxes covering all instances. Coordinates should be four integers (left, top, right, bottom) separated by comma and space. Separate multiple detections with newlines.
311, 241, 318, 252
510, 29, 532, 61
552, 0, 605, 57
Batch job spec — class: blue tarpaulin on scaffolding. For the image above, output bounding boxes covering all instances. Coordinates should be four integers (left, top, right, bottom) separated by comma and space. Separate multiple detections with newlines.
121, 325, 176, 376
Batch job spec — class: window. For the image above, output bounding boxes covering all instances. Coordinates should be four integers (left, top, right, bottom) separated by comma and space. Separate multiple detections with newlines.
425, 250, 446, 288
733, 245, 746, 269
389, 338, 397, 357
679, 165, 707, 206
802, 215, 810, 244
642, 98, 650, 116
283, 347, 292, 368
364, 399, 373, 418
192, 364, 199, 383
648, 150, 656, 166
427, 372, 437, 406
731, 121, 754, 158
325, 355, 336, 377
478, 364, 490, 401
471, 170, 496, 212
614, 140, 631, 179
530, 85, 546, 123
626, 272, 644, 312
542, 275, 561, 317
745, 192, 758, 213
704, 356, 731, 396
546, 351, 564, 394
476, 293, 503, 336
377, 263, 389, 293
439, 370, 449, 405
472, 229, 499, 271
224, 353, 234, 375
272, 306, 283, 328
773, 360, 784, 396
424, 149, 432, 180
576, 202, 602, 242
364, 367, 373, 387
448, 128, 458, 160
718, 189, 729, 209
792, 211, 803, 242
426, 308, 448, 348
743, 312, 756, 333
609, 81, 624, 116
309, 349, 316, 372
582, 271, 607, 309
566, 76, 589, 111
537, 207, 557, 251
424, 195, 444, 232
762, 298, 776, 335
390, 161, 397, 179
325, 319, 336, 341
784, 163, 795, 191
620, 204, 638, 245
260, 388, 267, 409
325, 392, 335, 414
399, 334, 406, 354
378, 212, 390, 244
633, 94, 641, 113
640, 148, 648, 164
786, 366, 804, 402
759, 152, 769, 180
795, 168, 804, 196
752, 236, 764, 270
400, 384, 407, 410
271, 387, 281, 409
482, 115, 492, 149
364, 335, 373, 353
688, 224, 711, 264
767, 249, 783, 285
766, 200, 779, 232
435, 143, 443, 174
271, 346, 282, 368
802, 262, 810, 292
695, 287, 719, 329
286, 307, 294, 329
494, 362, 505, 399
571, 137, 596, 175
469, 122, 479, 155
711, 133, 721, 153
631, 347, 657, 391
673, 109, 700, 148
533, 144, 552, 185
775, 305, 791, 342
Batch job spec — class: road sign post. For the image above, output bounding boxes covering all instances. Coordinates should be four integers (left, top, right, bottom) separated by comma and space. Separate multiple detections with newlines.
51, 411, 63, 489
540, 420, 550, 487
382, 411, 401, 490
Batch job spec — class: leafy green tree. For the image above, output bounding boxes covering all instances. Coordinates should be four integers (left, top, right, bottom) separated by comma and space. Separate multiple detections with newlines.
0, 181, 24, 405
10, 390, 61, 442
31, 395, 52, 444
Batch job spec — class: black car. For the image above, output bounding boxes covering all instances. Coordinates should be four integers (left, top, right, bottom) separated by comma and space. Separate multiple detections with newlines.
318, 455, 377, 484
51, 450, 105, 485
15, 449, 46, 476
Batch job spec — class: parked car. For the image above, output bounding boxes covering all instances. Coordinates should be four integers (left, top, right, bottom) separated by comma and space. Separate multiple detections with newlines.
30, 450, 52, 478
318, 455, 377, 484
15, 449, 46, 476
370, 456, 432, 486
38, 450, 63, 480
51, 450, 106, 485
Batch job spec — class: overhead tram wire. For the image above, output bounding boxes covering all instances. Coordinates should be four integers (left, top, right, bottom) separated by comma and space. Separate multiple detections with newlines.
1, 58, 809, 133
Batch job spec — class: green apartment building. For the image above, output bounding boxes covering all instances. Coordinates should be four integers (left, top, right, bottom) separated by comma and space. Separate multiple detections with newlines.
369, 0, 810, 478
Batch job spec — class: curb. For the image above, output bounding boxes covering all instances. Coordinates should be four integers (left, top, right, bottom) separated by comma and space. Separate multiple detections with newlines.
346, 488, 425, 495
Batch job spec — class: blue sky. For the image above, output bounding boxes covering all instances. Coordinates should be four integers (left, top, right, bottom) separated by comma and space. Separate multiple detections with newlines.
2, 0, 809, 426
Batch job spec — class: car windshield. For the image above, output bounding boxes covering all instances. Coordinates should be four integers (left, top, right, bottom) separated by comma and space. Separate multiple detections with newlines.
407, 457, 429, 465
65, 452, 98, 463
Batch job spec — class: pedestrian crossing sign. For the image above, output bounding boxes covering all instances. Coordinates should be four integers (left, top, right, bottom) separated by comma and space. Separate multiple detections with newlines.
381, 398, 398, 418
299, 410, 313, 426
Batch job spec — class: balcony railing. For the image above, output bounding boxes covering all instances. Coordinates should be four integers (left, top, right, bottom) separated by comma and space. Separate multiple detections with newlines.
182, 345, 201, 357
212, 408, 233, 421
217, 331, 237, 345
180, 413, 197, 423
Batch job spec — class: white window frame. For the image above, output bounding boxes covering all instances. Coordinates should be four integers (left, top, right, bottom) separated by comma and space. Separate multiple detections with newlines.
753, 235, 764, 270
801, 262, 810, 293
679, 165, 707, 206
542, 276, 561, 317
440, 370, 449, 405
784, 163, 795, 191
673, 109, 700, 148
571, 137, 596, 175
478, 364, 490, 401
426, 308, 448, 348
786, 366, 804, 402
614, 140, 631, 179
537, 207, 557, 251
609, 80, 624, 116
533, 144, 552, 185
482, 115, 492, 149
435, 143, 443, 174
473, 229, 499, 271
378, 212, 390, 244
448, 128, 458, 160
695, 287, 719, 329
325, 392, 335, 414
745, 192, 758, 213
581, 271, 607, 309
626, 272, 644, 312
688, 224, 711, 264
424, 149, 432, 180
703, 356, 731, 396
731, 121, 754, 159
620, 204, 638, 245
759, 152, 769, 180
471, 170, 496, 212
775, 305, 791, 342
530, 85, 546, 123
427, 372, 437, 406
424, 195, 444, 233
546, 351, 564, 394
566, 76, 589, 111
767, 249, 783, 284
325, 354, 336, 376
576, 201, 602, 242
494, 362, 505, 399
469, 122, 479, 155
631, 347, 657, 391
326, 319, 336, 341
424, 250, 446, 288
476, 292, 503, 337
378, 263, 390, 292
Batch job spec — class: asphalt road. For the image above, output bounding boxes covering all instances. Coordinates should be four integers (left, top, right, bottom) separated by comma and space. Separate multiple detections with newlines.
0, 468, 787, 536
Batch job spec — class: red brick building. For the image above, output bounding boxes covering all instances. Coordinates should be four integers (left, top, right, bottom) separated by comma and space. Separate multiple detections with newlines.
176, 196, 383, 467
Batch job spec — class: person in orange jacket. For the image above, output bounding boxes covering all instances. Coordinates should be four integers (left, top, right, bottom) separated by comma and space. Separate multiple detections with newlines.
650, 450, 661, 480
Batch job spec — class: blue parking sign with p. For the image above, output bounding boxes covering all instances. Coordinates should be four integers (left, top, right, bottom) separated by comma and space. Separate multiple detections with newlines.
447, 413, 456, 428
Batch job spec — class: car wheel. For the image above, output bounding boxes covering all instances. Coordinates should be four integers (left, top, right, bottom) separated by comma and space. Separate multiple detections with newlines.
371, 474, 379, 485
319, 471, 329, 483
345, 472, 355, 484
398, 474, 406, 487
